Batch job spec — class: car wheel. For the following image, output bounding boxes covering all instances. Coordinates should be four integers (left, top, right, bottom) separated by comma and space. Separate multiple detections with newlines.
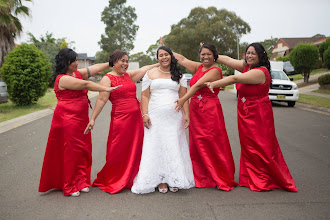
288, 101, 295, 107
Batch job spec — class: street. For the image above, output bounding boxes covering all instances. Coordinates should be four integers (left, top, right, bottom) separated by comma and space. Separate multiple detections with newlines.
0, 84, 329, 220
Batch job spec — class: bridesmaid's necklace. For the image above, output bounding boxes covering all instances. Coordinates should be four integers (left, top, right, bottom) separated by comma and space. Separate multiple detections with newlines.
158, 66, 171, 74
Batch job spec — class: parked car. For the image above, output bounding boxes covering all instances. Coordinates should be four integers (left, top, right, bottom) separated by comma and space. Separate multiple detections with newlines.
283, 61, 296, 75
269, 69, 299, 107
183, 73, 193, 84
0, 78, 9, 104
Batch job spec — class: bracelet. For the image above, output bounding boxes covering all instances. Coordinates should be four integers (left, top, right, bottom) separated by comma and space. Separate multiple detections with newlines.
142, 114, 149, 117
87, 67, 91, 78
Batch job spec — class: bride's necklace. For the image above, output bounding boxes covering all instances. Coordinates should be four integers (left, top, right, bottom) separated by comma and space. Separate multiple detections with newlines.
158, 66, 171, 74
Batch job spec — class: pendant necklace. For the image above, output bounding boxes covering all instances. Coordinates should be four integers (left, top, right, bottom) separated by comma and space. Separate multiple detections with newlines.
158, 66, 171, 74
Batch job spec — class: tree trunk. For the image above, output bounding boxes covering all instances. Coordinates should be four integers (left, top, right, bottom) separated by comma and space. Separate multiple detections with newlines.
0, 25, 15, 68
303, 72, 310, 83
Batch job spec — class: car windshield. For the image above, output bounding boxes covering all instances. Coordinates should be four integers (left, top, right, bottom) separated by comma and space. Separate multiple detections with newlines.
271, 70, 289, 80
184, 73, 192, 77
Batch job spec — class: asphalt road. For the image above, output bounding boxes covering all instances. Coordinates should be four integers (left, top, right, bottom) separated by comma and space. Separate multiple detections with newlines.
0, 83, 329, 220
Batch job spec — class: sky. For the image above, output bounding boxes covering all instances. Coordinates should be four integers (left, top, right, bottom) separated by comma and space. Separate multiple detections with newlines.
17, 0, 330, 57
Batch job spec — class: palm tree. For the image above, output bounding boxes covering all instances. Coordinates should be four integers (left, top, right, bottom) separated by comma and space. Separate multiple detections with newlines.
0, 0, 32, 67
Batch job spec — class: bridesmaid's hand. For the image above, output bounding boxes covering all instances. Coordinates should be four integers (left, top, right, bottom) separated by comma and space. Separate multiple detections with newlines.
175, 99, 184, 112
184, 115, 190, 129
143, 115, 152, 129
205, 82, 215, 93
160, 37, 165, 46
105, 85, 122, 92
84, 119, 95, 134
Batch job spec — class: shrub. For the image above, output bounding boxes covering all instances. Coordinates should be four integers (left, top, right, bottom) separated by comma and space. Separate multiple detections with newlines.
0, 44, 52, 106
275, 55, 290, 62
323, 48, 330, 69
290, 43, 319, 83
318, 74, 330, 85
319, 37, 330, 61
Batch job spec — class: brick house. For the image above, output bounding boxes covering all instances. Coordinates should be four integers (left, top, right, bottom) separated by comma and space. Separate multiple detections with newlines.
272, 37, 326, 58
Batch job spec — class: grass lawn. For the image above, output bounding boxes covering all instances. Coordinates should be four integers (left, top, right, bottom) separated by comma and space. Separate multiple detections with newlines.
0, 89, 57, 123
291, 68, 328, 81
312, 89, 330, 94
297, 94, 330, 109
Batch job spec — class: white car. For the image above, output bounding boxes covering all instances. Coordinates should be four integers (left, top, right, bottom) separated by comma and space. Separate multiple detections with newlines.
233, 68, 299, 107
269, 70, 299, 107
183, 73, 193, 84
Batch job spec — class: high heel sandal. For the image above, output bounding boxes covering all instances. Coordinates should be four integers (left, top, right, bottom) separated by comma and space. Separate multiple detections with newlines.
80, 187, 89, 193
69, 191, 80, 197
158, 186, 168, 193
169, 187, 178, 193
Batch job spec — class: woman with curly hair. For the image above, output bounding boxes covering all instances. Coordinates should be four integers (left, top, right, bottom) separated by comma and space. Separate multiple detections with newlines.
131, 46, 195, 194
206, 43, 298, 192
39, 48, 121, 197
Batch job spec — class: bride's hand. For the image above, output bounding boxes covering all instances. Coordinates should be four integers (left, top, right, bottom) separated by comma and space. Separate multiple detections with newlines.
143, 115, 152, 129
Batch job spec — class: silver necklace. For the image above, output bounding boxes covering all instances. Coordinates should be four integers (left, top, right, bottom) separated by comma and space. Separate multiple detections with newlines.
158, 66, 171, 74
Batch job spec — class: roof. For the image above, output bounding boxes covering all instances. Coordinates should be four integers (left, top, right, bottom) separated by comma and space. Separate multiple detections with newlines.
281, 37, 326, 49
77, 53, 95, 61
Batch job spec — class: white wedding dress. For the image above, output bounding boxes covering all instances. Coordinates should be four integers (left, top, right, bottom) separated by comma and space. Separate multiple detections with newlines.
131, 71, 195, 194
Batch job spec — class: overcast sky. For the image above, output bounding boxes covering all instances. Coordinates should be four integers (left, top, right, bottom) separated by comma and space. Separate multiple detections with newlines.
17, 0, 330, 57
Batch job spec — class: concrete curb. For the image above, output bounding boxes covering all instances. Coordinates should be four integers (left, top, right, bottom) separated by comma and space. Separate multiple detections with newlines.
0, 91, 99, 134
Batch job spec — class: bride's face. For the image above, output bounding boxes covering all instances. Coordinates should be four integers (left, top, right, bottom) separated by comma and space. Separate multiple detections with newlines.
157, 49, 171, 68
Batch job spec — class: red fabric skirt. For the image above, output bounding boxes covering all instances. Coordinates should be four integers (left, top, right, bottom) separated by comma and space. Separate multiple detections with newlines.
92, 98, 144, 194
39, 98, 92, 196
189, 95, 237, 191
237, 95, 297, 192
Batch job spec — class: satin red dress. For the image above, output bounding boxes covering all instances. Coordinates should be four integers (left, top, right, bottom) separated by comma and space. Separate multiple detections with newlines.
92, 73, 144, 194
236, 65, 297, 192
189, 65, 237, 191
39, 71, 92, 196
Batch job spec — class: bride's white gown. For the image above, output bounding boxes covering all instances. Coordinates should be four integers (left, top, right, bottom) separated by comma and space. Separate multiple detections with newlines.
131, 72, 195, 194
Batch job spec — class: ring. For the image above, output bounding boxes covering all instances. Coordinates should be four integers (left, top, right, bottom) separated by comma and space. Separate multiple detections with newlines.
89, 126, 92, 129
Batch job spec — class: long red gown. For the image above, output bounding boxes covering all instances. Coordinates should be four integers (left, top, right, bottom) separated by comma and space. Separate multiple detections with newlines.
236, 65, 297, 192
39, 71, 92, 196
189, 65, 237, 191
92, 73, 144, 194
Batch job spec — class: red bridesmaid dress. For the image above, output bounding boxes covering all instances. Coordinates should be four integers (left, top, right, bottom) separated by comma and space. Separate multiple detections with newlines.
92, 73, 144, 194
39, 71, 92, 196
236, 65, 297, 192
189, 65, 237, 191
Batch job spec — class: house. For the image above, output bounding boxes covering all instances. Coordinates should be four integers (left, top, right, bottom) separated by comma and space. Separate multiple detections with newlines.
77, 53, 96, 69
272, 37, 326, 58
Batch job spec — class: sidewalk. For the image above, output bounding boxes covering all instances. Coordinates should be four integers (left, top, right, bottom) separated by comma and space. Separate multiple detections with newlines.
294, 72, 330, 99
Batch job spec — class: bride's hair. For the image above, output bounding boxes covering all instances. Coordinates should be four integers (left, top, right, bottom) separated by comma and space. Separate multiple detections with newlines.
157, 46, 182, 84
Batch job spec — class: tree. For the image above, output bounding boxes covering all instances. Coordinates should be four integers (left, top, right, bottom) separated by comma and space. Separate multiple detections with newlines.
99, 0, 138, 54
318, 37, 330, 62
60, 40, 68, 49
290, 43, 319, 83
0, 44, 52, 105
0, 0, 31, 67
130, 52, 154, 67
163, 7, 250, 61
323, 48, 330, 69
259, 37, 278, 58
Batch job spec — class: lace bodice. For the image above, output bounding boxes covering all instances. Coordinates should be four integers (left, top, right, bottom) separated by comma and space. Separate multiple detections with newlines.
105, 73, 137, 103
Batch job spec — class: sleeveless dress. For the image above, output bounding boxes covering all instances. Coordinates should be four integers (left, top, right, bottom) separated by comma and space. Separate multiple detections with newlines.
92, 73, 144, 194
131, 72, 195, 194
39, 71, 92, 196
189, 65, 237, 191
236, 65, 298, 192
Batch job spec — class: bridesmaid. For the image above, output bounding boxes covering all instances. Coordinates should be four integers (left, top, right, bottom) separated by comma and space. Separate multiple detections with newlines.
161, 39, 237, 191
206, 43, 298, 192
39, 48, 121, 197
84, 50, 158, 194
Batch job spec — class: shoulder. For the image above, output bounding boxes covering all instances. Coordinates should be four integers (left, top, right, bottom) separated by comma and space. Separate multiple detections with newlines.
146, 67, 158, 80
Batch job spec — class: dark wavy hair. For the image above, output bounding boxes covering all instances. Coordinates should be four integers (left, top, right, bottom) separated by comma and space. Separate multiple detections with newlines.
157, 46, 182, 84
199, 42, 219, 61
109, 50, 128, 67
52, 48, 78, 83
245, 43, 271, 73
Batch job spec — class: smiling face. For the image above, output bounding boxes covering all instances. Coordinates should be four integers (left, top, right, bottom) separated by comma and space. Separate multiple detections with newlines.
67, 58, 78, 73
157, 49, 171, 68
113, 55, 129, 74
245, 46, 260, 66
200, 48, 214, 67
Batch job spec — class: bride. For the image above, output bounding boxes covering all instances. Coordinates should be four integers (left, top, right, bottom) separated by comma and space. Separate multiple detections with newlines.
131, 46, 195, 194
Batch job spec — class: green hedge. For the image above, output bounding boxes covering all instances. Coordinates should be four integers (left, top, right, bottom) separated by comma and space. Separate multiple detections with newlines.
318, 73, 330, 85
